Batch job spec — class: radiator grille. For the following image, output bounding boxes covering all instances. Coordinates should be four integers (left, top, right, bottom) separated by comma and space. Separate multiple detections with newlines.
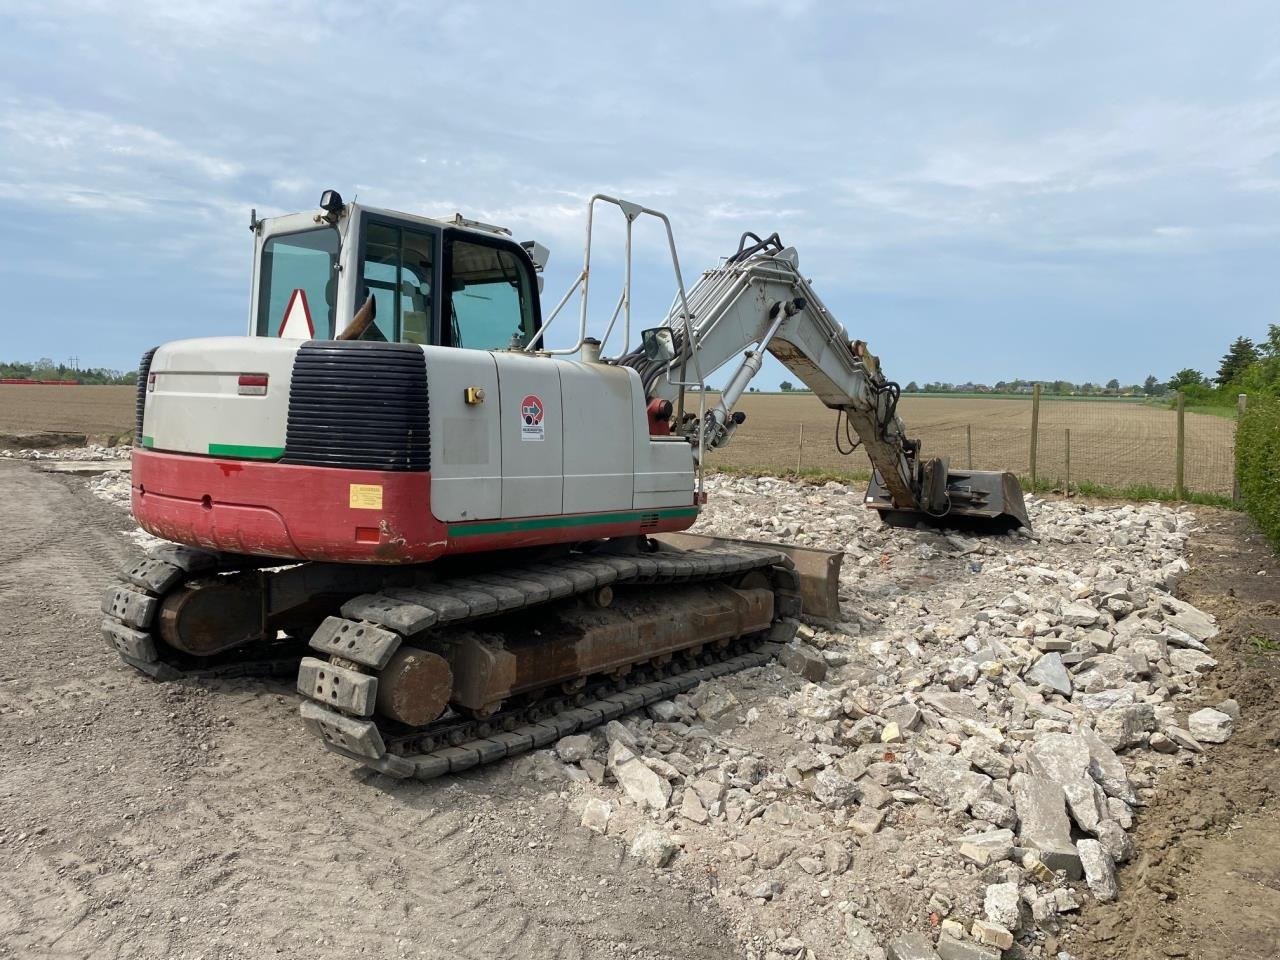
281, 341, 430, 472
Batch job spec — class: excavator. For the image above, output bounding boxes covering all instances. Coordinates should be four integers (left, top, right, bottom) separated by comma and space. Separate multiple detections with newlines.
101, 191, 1028, 779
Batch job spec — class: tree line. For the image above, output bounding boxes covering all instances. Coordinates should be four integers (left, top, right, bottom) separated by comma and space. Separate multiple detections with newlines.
1, 358, 137, 385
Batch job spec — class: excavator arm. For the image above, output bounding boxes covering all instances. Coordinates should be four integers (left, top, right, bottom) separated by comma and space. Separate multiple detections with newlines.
620, 233, 1030, 532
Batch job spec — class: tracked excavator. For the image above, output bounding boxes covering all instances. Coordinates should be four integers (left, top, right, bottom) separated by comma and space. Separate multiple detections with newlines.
101, 191, 1029, 779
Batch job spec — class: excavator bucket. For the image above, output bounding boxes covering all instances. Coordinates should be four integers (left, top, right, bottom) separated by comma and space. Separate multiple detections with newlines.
864, 468, 1031, 534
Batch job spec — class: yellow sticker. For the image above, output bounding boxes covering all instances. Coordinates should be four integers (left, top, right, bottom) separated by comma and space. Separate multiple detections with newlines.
348, 483, 383, 510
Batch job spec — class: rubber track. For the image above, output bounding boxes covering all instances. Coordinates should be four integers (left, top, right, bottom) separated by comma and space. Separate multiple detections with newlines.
297, 545, 801, 779
99, 546, 304, 681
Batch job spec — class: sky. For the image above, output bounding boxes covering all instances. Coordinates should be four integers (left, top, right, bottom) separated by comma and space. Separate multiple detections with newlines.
1, 1, 1279, 389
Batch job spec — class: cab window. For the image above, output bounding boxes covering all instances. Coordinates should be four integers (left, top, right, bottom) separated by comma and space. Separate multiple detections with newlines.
358, 223, 435, 343
256, 229, 339, 338
447, 239, 535, 350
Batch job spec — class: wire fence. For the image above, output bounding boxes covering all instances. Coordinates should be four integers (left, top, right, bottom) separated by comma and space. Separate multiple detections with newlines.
705, 390, 1241, 500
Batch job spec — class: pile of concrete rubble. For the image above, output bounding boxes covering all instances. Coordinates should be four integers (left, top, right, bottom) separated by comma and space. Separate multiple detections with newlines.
1, 442, 130, 460
519, 475, 1235, 960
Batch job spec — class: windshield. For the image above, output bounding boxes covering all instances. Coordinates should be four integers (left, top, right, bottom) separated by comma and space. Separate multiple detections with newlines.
255, 228, 339, 338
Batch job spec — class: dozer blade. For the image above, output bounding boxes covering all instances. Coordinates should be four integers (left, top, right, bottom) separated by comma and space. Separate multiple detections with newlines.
652, 531, 844, 622
864, 469, 1031, 534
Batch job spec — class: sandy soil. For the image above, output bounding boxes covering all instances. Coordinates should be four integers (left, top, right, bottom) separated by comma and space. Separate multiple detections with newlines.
1068, 507, 1280, 960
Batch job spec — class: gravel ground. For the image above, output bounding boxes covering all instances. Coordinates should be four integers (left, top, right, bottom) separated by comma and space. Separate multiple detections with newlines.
1, 460, 1273, 960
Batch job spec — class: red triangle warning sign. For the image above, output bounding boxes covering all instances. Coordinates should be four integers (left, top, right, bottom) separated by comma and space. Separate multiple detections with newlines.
278, 288, 315, 339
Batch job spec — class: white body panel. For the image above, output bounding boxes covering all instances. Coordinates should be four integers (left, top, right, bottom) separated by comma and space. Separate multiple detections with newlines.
560, 361, 636, 514
494, 353, 565, 519
145, 337, 299, 457
425, 346, 502, 521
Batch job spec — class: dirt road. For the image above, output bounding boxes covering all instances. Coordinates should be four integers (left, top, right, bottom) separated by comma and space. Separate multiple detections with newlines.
0, 459, 733, 960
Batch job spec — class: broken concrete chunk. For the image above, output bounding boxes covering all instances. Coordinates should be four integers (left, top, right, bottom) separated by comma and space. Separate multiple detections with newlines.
609, 748, 672, 811
628, 828, 679, 868
1061, 600, 1102, 627
1075, 724, 1136, 803
1013, 777, 1082, 879
1187, 707, 1233, 743
603, 719, 637, 748
970, 920, 1014, 951
1077, 838, 1119, 901
1026, 733, 1106, 833
960, 738, 1013, 779
1026, 652, 1073, 696
915, 754, 994, 812
780, 642, 828, 682
580, 798, 611, 834
936, 936, 1001, 960
887, 932, 941, 960
1164, 725, 1203, 753
848, 804, 887, 836
1094, 702, 1155, 750
1095, 819, 1133, 864
680, 788, 709, 824
813, 768, 861, 808
1169, 649, 1217, 675
983, 881, 1022, 930
555, 734, 595, 764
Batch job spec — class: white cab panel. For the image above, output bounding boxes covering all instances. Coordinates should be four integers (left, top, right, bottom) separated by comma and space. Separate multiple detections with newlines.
559, 360, 636, 513
494, 352, 564, 518
425, 346, 502, 521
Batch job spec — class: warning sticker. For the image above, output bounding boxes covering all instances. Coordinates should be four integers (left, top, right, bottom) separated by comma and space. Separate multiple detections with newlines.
348, 483, 384, 510
520, 394, 545, 441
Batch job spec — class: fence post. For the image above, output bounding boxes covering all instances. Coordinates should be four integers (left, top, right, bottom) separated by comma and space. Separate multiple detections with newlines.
1065, 428, 1071, 497
1175, 390, 1185, 501
966, 424, 973, 470
1234, 393, 1247, 504
795, 423, 805, 475
1029, 384, 1041, 488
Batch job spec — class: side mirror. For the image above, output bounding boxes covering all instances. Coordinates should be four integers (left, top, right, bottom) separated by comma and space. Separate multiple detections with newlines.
641, 327, 677, 363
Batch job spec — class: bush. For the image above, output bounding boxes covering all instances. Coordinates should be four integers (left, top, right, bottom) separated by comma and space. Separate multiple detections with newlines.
1237, 395, 1280, 547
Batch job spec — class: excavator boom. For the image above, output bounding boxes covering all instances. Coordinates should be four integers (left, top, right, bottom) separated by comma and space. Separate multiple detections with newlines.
616, 229, 1030, 533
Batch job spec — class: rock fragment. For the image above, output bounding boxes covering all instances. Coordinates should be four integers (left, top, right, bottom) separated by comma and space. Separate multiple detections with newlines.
1026, 652, 1073, 696
887, 932, 940, 960
1187, 707, 1233, 743
580, 798, 611, 834
629, 829, 679, 868
983, 881, 1021, 930
1013, 777, 1082, 879
1077, 838, 1119, 901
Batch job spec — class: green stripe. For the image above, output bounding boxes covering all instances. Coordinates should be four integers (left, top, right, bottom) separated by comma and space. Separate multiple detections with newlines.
448, 506, 699, 538
140, 435, 155, 448
207, 442, 285, 460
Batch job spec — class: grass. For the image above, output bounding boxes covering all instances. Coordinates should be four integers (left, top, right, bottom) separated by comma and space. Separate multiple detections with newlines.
1023, 475, 1239, 509
1182, 403, 1239, 419
1247, 634, 1280, 654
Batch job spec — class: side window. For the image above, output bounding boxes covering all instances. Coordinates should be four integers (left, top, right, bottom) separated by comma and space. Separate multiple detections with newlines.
359, 223, 435, 343
256, 229, 339, 338
447, 239, 535, 350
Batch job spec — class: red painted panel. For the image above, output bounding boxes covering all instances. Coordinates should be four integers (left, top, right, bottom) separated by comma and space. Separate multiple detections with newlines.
132, 450, 446, 563
131, 450, 700, 565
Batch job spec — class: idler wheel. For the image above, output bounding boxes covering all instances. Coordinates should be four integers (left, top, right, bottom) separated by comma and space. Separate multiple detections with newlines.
375, 646, 453, 727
